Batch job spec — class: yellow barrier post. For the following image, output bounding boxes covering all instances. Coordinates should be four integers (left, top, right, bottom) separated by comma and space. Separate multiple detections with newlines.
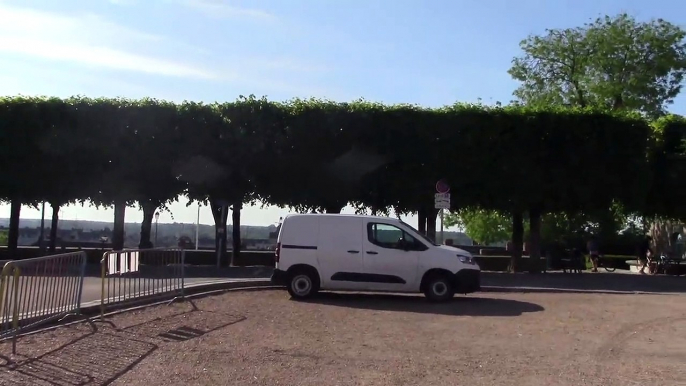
0, 262, 14, 329
11, 267, 20, 354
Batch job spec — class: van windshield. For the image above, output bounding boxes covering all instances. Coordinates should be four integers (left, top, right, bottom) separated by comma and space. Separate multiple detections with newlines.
400, 220, 438, 246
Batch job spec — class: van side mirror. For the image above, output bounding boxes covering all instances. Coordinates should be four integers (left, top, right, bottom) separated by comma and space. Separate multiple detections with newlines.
397, 238, 411, 251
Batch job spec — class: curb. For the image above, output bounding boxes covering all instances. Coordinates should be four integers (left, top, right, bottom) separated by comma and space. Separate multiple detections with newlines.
4, 279, 278, 341
78, 278, 273, 311
81, 279, 274, 315
480, 285, 685, 296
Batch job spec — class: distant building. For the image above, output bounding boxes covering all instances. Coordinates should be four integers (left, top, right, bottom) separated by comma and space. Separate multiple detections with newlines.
17, 227, 113, 249
243, 238, 275, 251
177, 235, 196, 249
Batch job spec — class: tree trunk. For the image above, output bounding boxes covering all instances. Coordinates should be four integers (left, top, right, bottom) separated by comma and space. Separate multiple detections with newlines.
211, 200, 229, 267
612, 94, 624, 110
418, 207, 427, 235
324, 205, 343, 214
49, 203, 60, 253
528, 207, 542, 273
426, 207, 438, 242
370, 206, 378, 216
138, 202, 157, 249
597, 206, 619, 242
509, 212, 524, 273
112, 200, 126, 251
231, 201, 242, 266
7, 199, 20, 254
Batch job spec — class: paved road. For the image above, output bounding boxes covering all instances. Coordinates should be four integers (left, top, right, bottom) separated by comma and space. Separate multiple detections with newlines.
5, 266, 684, 322
182, 267, 686, 295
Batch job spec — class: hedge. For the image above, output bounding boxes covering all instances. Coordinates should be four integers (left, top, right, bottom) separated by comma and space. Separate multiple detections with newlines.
2, 96, 684, 260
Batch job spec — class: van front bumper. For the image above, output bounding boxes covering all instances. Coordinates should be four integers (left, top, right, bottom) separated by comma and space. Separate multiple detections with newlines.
271, 268, 288, 286
454, 269, 480, 294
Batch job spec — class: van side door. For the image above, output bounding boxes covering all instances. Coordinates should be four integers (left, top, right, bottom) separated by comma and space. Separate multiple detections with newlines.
361, 221, 423, 292
317, 216, 368, 290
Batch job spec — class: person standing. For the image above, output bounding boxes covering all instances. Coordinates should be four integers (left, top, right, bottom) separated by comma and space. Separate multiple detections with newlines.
670, 232, 684, 260
638, 236, 654, 274
587, 236, 600, 273
676, 233, 684, 261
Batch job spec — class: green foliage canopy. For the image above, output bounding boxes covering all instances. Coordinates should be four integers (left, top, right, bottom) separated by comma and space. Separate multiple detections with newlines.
509, 13, 686, 117
0, 95, 667, 227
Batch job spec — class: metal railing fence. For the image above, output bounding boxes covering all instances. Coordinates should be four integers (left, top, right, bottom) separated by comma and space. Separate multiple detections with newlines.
0, 251, 87, 353
100, 248, 185, 318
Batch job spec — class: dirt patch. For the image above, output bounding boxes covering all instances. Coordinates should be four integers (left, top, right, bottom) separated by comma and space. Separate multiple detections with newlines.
1, 289, 685, 385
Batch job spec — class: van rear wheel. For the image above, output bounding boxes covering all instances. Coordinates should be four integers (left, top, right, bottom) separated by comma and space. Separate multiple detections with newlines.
424, 273, 455, 302
287, 269, 319, 300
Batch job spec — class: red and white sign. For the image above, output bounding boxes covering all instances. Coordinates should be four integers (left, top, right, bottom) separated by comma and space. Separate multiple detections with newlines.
435, 179, 450, 194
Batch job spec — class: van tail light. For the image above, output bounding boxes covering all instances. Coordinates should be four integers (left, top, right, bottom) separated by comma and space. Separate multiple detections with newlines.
275, 243, 281, 263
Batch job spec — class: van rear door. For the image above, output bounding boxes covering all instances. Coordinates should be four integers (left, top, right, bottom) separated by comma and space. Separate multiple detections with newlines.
317, 216, 367, 290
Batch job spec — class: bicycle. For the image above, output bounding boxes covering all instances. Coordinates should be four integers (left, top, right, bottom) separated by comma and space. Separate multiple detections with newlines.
653, 254, 682, 275
591, 254, 616, 272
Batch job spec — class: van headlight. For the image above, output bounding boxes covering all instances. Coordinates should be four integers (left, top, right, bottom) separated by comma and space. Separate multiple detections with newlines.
458, 254, 476, 265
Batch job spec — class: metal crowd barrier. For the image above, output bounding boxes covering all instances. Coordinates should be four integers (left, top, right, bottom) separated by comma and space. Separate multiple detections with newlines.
0, 251, 87, 353
100, 248, 185, 319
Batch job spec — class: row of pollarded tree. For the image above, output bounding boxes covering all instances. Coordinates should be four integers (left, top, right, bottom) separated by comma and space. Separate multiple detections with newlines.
1, 96, 685, 269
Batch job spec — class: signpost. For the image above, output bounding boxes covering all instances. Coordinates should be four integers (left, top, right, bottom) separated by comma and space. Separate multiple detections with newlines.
434, 180, 450, 244
434, 193, 451, 209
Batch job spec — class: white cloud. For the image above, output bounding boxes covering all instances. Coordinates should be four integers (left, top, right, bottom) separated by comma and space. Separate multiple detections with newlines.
0, 2, 340, 98
173, 0, 275, 21
0, 3, 216, 79
0, 38, 215, 79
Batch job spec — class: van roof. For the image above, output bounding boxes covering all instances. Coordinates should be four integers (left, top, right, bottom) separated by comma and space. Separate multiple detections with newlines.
284, 213, 403, 222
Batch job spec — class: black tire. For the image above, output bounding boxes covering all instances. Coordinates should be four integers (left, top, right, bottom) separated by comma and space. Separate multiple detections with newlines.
423, 273, 455, 302
604, 266, 616, 272
287, 268, 320, 300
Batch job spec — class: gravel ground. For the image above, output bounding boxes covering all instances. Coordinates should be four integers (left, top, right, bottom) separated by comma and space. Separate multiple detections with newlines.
0, 289, 685, 386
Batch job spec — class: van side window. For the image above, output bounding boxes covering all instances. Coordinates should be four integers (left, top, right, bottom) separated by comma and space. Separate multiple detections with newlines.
367, 223, 426, 251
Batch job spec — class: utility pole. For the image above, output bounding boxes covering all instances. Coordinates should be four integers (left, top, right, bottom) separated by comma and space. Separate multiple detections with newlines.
39, 202, 45, 253
195, 203, 200, 250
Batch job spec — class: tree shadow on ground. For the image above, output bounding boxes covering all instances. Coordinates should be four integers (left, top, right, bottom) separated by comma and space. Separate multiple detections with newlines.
0, 300, 247, 385
0, 321, 157, 386
302, 292, 544, 316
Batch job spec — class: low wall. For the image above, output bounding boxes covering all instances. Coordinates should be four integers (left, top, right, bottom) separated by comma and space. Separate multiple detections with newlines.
0, 246, 273, 266
0, 247, 637, 272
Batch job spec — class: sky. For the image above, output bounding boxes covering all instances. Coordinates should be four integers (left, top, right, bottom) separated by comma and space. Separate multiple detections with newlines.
0, 0, 685, 228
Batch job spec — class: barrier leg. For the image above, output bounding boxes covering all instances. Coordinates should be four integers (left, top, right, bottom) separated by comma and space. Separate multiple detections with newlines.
75, 253, 86, 316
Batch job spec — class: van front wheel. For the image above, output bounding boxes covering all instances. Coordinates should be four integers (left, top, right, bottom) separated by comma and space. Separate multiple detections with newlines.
287, 270, 319, 299
424, 274, 455, 302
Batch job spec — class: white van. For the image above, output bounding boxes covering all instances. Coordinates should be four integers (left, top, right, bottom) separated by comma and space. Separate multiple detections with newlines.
271, 214, 480, 301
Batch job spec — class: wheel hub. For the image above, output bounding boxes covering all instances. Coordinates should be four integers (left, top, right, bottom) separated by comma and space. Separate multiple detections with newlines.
292, 275, 312, 295
432, 282, 447, 296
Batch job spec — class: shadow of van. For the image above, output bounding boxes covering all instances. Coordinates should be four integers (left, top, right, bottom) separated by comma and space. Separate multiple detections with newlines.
296, 292, 544, 317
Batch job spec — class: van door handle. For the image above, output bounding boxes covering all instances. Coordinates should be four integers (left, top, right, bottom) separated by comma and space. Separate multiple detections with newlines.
347, 250, 359, 254
366, 251, 378, 255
